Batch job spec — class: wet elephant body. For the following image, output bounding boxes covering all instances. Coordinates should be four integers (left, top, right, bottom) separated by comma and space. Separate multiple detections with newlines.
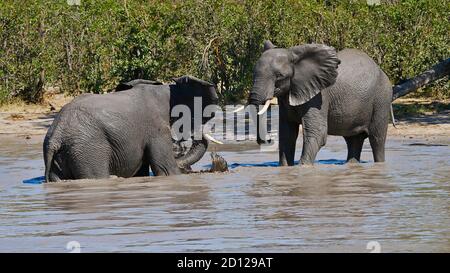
43, 76, 219, 182
249, 41, 392, 165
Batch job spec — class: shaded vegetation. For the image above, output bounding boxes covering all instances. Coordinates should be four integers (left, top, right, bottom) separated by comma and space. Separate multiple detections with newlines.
393, 99, 450, 118
0, 0, 448, 105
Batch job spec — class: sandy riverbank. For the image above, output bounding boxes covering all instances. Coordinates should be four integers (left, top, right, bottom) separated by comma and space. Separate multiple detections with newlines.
0, 96, 448, 144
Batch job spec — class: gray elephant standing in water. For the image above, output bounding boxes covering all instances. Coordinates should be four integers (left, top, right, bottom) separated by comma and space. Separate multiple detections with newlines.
248, 41, 392, 165
43, 76, 220, 182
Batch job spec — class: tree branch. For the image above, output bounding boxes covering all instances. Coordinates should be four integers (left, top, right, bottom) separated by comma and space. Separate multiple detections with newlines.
392, 58, 450, 100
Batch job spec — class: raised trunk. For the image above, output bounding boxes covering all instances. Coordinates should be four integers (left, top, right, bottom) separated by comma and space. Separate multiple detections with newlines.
175, 136, 209, 169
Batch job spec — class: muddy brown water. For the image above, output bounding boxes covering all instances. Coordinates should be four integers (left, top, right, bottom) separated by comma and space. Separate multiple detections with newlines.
0, 134, 449, 252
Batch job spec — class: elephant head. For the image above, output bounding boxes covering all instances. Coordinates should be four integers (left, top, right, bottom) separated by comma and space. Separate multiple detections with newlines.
170, 75, 220, 169
249, 40, 340, 108
248, 41, 340, 144
116, 75, 220, 170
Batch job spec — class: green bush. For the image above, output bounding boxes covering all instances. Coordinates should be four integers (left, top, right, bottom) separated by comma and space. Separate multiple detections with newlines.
0, 0, 448, 105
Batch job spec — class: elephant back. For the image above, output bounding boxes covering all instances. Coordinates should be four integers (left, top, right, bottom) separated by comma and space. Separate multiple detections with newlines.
333, 49, 382, 96
115, 79, 163, 92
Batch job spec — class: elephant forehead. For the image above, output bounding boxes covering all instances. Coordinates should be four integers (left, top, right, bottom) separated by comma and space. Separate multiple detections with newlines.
258, 50, 290, 69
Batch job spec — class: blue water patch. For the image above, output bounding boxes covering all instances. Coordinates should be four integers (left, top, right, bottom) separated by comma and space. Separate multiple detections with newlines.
317, 159, 348, 165
203, 158, 363, 169
23, 176, 45, 184
229, 161, 280, 168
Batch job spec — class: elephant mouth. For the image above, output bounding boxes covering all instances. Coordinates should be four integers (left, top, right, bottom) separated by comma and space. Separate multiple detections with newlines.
246, 87, 281, 115
256, 96, 279, 115
273, 87, 282, 97
237, 94, 279, 116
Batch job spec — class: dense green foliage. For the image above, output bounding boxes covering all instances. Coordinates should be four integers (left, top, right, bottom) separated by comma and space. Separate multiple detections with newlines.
0, 0, 448, 105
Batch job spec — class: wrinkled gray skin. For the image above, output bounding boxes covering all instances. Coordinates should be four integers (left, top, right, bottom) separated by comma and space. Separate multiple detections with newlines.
43, 76, 218, 182
250, 41, 392, 165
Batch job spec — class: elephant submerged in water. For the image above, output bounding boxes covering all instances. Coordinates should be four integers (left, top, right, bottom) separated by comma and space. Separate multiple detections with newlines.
247, 41, 392, 165
43, 76, 221, 182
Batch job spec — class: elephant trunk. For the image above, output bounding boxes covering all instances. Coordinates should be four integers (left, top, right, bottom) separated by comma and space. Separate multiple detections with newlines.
248, 77, 275, 106
175, 135, 209, 169
256, 112, 270, 145
249, 78, 274, 145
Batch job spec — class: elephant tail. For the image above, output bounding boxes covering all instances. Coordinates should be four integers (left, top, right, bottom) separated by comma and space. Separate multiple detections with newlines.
44, 139, 61, 183
390, 104, 397, 128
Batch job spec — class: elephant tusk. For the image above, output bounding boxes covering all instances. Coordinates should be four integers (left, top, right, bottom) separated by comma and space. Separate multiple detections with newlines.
232, 105, 246, 113
257, 100, 271, 115
204, 133, 224, 145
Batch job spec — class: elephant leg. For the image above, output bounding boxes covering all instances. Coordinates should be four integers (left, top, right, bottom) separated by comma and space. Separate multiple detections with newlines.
300, 107, 328, 165
368, 95, 389, 163
146, 136, 182, 176
344, 133, 367, 163
300, 134, 327, 165
69, 145, 111, 180
369, 134, 386, 162
279, 108, 299, 166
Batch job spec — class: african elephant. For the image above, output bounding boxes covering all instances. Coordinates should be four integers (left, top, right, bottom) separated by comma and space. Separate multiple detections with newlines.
248, 41, 392, 165
43, 76, 220, 182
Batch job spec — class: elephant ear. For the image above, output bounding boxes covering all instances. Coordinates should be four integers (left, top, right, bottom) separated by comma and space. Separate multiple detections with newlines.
173, 75, 218, 104
289, 44, 340, 106
263, 40, 276, 51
